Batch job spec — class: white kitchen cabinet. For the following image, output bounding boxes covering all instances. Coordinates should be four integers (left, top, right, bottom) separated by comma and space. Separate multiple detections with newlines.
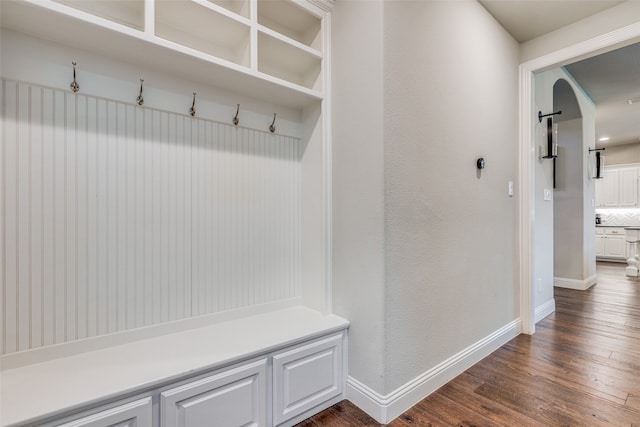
596, 227, 628, 261
595, 165, 639, 208
595, 229, 604, 256
273, 334, 344, 426
54, 397, 152, 427
161, 359, 267, 427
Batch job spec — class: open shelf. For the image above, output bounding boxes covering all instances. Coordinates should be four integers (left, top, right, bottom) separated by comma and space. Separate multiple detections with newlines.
51, 0, 145, 31
258, 31, 322, 91
257, 0, 322, 51
0, 1, 321, 109
155, 0, 250, 67
205, 0, 249, 19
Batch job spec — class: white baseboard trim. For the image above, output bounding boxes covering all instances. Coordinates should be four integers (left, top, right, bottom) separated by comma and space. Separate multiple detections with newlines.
554, 274, 597, 290
534, 298, 555, 323
346, 318, 521, 424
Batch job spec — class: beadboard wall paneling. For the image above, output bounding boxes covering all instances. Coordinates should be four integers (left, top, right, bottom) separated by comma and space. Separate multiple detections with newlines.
1, 79, 302, 356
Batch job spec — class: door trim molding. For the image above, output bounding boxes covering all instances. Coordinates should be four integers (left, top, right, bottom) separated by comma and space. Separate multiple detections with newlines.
518, 21, 640, 335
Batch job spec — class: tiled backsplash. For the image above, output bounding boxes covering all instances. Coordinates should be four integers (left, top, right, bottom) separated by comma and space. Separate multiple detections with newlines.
596, 209, 640, 226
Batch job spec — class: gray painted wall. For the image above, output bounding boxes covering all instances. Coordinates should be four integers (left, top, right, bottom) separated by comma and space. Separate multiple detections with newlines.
554, 119, 585, 281
332, 0, 519, 399
602, 143, 640, 165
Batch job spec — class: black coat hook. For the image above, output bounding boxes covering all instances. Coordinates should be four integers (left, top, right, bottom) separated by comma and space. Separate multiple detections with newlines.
136, 79, 144, 106
233, 104, 240, 126
189, 92, 196, 117
269, 113, 277, 133
70, 61, 79, 93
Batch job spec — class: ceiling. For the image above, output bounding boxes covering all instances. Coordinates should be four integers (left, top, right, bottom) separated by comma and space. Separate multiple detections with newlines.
479, 0, 626, 43
479, 0, 640, 148
565, 43, 640, 147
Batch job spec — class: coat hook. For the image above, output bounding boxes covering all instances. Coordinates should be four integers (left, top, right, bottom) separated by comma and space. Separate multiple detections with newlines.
189, 92, 196, 117
70, 61, 80, 93
233, 104, 240, 126
269, 113, 276, 133
136, 79, 144, 106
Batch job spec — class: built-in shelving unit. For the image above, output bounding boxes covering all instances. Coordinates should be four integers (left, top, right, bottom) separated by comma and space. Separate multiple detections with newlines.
1, 0, 330, 109
1, 0, 337, 424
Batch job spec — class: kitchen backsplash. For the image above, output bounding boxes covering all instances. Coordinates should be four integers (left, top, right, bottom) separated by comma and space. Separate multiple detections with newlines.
596, 209, 640, 226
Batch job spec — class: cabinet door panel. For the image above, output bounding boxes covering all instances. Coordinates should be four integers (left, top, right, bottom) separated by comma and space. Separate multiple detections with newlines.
595, 235, 604, 256
603, 169, 619, 206
594, 178, 604, 207
273, 334, 343, 425
161, 359, 267, 427
619, 168, 639, 207
57, 397, 152, 427
604, 235, 626, 258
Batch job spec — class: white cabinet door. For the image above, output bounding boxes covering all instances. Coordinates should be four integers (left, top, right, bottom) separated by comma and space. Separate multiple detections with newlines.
594, 177, 605, 207
595, 235, 604, 256
161, 359, 267, 427
272, 334, 344, 426
57, 397, 152, 427
602, 169, 620, 207
619, 167, 639, 207
604, 235, 626, 258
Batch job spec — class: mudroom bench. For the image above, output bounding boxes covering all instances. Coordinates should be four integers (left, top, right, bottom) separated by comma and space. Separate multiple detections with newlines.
0, 307, 349, 427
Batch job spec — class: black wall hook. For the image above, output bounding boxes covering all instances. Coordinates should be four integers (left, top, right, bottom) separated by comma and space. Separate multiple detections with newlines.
233, 104, 240, 126
136, 79, 144, 106
189, 92, 196, 117
269, 113, 276, 133
70, 61, 79, 93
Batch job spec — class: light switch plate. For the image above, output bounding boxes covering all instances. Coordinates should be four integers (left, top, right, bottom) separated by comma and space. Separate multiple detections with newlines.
508, 181, 513, 197
544, 189, 552, 201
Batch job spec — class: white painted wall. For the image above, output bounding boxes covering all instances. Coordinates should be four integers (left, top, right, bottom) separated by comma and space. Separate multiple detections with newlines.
331, 0, 386, 394
602, 142, 640, 165
332, 0, 519, 417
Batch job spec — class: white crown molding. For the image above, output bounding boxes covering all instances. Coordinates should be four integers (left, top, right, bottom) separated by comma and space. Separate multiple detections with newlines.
346, 318, 521, 423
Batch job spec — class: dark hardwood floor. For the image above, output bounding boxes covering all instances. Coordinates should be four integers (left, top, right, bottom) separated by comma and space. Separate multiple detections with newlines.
298, 262, 640, 426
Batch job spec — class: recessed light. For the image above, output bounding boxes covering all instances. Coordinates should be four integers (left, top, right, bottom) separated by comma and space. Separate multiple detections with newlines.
599, 137, 610, 141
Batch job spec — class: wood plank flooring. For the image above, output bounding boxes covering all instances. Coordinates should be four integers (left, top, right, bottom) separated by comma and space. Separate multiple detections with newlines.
297, 262, 640, 426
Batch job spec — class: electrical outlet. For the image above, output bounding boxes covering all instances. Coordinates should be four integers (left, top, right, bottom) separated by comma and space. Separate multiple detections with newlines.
543, 189, 552, 201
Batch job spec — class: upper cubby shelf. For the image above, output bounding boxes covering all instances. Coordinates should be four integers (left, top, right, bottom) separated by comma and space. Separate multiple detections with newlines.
257, 0, 322, 51
1, 0, 329, 110
206, 0, 250, 19
52, 0, 145, 31
155, 0, 251, 67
